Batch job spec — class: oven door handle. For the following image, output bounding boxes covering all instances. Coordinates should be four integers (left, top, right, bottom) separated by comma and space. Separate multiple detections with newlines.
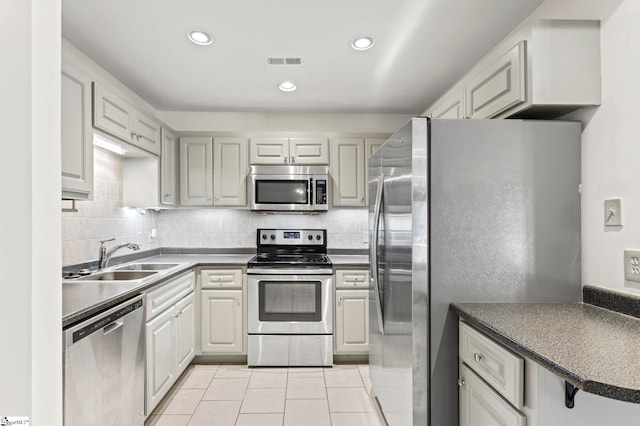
371, 173, 385, 335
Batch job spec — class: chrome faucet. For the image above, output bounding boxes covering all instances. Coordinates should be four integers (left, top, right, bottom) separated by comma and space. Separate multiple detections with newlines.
98, 238, 141, 269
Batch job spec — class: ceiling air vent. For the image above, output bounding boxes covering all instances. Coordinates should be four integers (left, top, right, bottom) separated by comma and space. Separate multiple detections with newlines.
266, 57, 303, 66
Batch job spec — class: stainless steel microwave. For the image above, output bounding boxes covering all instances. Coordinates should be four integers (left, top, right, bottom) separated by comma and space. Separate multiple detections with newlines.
249, 165, 329, 212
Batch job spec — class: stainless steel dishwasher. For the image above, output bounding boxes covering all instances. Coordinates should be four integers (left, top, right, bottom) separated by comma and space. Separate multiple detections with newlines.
63, 295, 145, 425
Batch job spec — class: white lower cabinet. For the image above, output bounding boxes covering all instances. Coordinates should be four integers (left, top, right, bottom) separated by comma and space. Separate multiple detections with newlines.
334, 269, 369, 355
335, 290, 369, 354
459, 363, 526, 426
458, 321, 526, 426
144, 272, 196, 416
200, 269, 245, 354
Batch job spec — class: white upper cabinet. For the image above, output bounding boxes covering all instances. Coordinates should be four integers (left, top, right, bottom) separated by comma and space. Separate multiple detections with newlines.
331, 138, 366, 207
213, 137, 248, 206
160, 127, 177, 206
465, 41, 526, 119
364, 138, 385, 205
61, 62, 93, 200
132, 109, 161, 155
250, 137, 329, 165
430, 89, 466, 119
92, 82, 161, 155
179, 137, 213, 206
424, 19, 601, 119
289, 138, 329, 164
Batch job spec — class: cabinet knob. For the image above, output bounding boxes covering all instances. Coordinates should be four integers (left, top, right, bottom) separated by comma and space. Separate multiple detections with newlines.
473, 353, 483, 363
337, 297, 343, 305
284, 156, 288, 163
165, 193, 171, 198
235, 297, 241, 305
291, 156, 295, 163
130, 131, 136, 139
457, 378, 465, 387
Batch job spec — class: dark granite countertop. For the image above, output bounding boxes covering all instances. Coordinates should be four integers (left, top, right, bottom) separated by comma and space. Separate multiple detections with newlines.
451, 302, 640, 403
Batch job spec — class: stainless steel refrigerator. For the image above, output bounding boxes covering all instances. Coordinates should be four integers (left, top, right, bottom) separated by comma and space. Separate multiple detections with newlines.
368, 117, 582, 426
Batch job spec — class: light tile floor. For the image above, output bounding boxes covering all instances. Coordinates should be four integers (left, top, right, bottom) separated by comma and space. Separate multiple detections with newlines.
145, 364, 383, 426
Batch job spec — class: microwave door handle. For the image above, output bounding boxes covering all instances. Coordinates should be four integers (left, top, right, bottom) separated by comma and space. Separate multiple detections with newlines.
309, 178, 313, 205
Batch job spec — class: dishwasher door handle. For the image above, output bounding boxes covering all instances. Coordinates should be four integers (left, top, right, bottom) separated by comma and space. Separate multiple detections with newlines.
103, 319, 124, 335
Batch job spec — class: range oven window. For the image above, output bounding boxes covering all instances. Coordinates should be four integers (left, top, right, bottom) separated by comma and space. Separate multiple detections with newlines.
255, 180, 309, 204
259, 281, 322, 322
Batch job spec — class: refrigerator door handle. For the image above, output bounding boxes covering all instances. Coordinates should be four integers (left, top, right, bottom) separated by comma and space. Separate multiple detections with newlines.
371, 173, 385, 335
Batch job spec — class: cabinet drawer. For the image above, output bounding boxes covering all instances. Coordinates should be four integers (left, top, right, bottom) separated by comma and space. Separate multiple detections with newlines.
201, 269, 243, 289
145, 271, 195, 321
335, 270, 370, 289
459, 363, 526, 426
459, 321, 524, 409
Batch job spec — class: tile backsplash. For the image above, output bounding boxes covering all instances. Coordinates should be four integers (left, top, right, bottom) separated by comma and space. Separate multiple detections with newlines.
61, 147, 158, 265
62, 147, 368, 265
155, 208, 368, 250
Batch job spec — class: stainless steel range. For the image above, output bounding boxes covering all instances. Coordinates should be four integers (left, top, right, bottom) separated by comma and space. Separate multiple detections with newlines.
247, 228, 333, 367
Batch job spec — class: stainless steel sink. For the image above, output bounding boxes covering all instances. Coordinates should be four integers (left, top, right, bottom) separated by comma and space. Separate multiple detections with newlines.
115, 263, 179, 271
77, 271, 158, 281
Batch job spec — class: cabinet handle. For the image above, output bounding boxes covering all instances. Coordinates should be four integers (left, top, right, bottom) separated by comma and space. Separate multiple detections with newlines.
473, 353, 483, 363
338, 297, 343, 306
291, 156, 295, 163
458, 378, 465, 387
235, 297, 241, 305
284, 156, 288, 163
130, 131, 137, 139
165, 193, 171, 198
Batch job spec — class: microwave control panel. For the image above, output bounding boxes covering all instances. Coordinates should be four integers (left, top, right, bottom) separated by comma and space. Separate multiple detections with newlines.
315, 180, 327, 205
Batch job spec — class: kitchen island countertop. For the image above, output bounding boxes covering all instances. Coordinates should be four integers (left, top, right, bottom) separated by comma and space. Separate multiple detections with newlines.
452, 301, 640, 403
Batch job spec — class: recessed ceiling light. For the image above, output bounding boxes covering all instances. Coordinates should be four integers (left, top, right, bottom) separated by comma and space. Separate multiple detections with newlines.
278, 81, 297, 92
187, 29, 213, 46
352, 36, 375, 51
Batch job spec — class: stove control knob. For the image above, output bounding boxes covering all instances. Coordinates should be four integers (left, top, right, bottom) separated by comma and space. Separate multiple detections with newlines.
308, 235, 313, 240
316, 235, 322, 241
270, 234, 276, 240
262, 234, 267, 240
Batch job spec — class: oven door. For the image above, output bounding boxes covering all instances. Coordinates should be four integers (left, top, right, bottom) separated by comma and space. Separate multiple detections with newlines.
248, 274, 332, 334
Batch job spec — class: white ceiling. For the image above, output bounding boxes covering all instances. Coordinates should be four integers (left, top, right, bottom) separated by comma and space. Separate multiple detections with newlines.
62, 0, 545, 114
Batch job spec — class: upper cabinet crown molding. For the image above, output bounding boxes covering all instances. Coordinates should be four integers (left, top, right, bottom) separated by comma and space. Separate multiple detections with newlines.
92, 82, 161, 155
61, 62, 94, 200
424, 19, 601, 119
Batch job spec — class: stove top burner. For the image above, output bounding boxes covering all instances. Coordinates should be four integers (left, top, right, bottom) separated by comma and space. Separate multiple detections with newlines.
248, 253, 332, 267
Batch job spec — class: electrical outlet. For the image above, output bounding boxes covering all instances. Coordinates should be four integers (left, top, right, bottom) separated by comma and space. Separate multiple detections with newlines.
604, 198, 622, 226
624, 250, 640, 283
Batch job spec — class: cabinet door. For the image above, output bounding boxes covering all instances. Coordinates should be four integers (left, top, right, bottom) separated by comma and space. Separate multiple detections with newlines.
364, 138, 385, 205
249, 138, 289, 164
431, 90, 466, 119
335, 290, 369, 354
331, 138, 366, 207
459, 363, 526, 426
93, 82, 134, 142
201, 290, 243, 354
133, 109, 161, 155
160, 127, 177, 206
290, 138, 329, 164
145, 305, 177, 415
175, 292, 195, 375
179, 137, 213, 206
213, 137, 248, 206
61, 63, 93, 200
465, 41, 526, 119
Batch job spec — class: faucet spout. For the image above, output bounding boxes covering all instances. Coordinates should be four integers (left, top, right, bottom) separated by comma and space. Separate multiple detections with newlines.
98, 239, 141, 269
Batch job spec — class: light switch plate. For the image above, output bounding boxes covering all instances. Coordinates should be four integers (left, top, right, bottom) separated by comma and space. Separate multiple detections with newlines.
604, 198, 622, 226
624, 250, 640, 283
